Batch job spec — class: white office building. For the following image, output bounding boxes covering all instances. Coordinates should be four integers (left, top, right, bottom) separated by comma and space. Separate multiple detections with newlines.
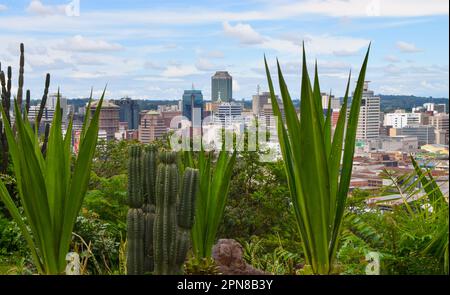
384, 110, 421, 128
356, 81, 381, 140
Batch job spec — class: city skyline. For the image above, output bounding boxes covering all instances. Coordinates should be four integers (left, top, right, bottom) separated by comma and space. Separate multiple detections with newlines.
0, 0, 448, 101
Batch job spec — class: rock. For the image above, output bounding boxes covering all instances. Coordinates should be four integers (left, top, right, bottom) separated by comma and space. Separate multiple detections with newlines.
212, 239, 266, 275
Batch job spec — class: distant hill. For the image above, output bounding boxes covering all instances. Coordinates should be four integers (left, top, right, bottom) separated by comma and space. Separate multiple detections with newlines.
30, 94, 448, 113
378, 95, 448, 112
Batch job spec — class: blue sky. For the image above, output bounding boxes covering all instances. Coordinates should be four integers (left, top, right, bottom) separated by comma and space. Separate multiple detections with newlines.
0, 0, 448, 100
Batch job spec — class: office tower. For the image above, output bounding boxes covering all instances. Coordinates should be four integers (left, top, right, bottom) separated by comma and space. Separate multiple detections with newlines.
138, 110, 167, 144
114, 97, 140, 130
261, 98, 285, 127
355, 81, 381, 140
182, 89, 204, 122
28, 93, 68, 124
27, 106, 55, 124
252, 91, 279, 115
389, 125, 435, 146
48, 93, 68, 122
211, 71, 232, 102
384, 110, 421, 128
429, 113, 449, 145
89, 100, 120, 141
214, 102, 243, 125
321, 93, 340, 110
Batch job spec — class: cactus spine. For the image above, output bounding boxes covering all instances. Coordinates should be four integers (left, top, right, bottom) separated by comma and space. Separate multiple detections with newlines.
126, 145, 145, 275
153, 152, 198, 275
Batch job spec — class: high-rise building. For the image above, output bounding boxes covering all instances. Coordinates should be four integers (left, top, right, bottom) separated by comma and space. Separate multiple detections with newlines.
182, 89, 204, 122
213, 102, 243, 126
114, 97, 140, 130
138, 110, 167, 143
28, 93, 68, 124
89, 100, 120, 141
211, 71, 232, 102
429, 113, 449, 145
384, 110, 421, 128
321, 93, 340, 110
252, 91, 279, 115
356, 81, 380, 140
261, 98, 285, 127
48, 93, 68, 122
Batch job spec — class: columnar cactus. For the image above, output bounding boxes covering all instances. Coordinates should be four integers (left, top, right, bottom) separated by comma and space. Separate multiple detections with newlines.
126, 148, 198, 275
142, 145, 157, 273
153, 152, 198, 275
127, 208, 145, 275
126, 145, 145, 275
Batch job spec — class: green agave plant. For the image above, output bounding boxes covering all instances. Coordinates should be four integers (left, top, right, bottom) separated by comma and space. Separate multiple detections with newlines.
264, 44, 370, 274
0, 91, 104, 274
185, 149, 236, 259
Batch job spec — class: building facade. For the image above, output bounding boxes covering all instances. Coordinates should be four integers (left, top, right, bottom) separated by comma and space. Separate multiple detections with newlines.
213, 102, 243, 126
89, 100, 120, 141
389, 125, 436, 146
356, 81, 381, 140
182, 89, 204, 123
114, 97, 140, 130
384, 111, 421, 128
252, 91, 279, 115
429, 113, 449, 145
138, 110, 167, 143
211, 71, 232, 102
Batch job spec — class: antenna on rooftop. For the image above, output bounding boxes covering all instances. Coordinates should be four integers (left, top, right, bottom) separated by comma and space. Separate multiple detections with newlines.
257, 84, 260, 95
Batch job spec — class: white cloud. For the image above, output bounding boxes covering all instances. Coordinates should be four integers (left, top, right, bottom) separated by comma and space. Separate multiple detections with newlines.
195, 58, 217, 71
223, 22, 369, 56
384, 55, 400, 62
55, 35, 123, 52
233, 79, 241, 92
26, 0, 66, 16
205, 50, 225, 59
273, 0, 448, 18
162, 65, 198, 78
223, 21, 265, 45
0, 4, 7, 11
71, 71, 106, 79
396, 41, 422, 53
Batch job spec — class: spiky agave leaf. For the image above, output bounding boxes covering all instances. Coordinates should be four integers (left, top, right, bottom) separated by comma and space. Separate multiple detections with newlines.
0, 88, 105, 274
264, 43, 370, 274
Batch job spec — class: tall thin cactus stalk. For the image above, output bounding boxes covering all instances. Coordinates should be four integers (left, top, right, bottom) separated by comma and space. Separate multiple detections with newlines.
0, 43, 51, 173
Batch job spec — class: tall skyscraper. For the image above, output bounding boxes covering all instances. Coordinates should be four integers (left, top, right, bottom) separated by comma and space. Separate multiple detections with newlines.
114, 97, 140, 130
182, 89, 204, 122
89, 100, 120, 141
211, 71, 232, 102
138, 110, 167, 143
355, 81, 381, 140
